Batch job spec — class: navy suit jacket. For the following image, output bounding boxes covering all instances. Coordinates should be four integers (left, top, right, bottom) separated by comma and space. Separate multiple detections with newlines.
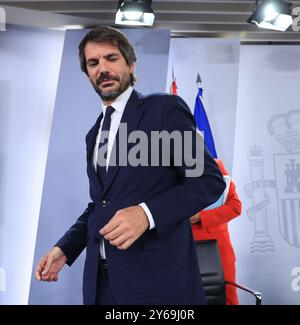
56, 90, 225, 305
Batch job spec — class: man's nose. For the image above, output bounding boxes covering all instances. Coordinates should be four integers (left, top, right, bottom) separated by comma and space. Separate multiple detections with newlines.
98, 60, 109, 75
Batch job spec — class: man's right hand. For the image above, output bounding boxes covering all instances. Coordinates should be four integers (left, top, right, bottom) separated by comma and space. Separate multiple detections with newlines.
35, 246, 67, 282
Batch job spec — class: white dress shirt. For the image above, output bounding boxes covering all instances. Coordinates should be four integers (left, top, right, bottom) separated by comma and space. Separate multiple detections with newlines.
93, 86, 155, 258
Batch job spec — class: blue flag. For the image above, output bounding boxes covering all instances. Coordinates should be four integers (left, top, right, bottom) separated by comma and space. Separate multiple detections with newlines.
194, 87, 218, 158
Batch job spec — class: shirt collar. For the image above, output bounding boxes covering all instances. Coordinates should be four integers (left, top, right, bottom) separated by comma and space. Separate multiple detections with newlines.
102, 86, 133, 116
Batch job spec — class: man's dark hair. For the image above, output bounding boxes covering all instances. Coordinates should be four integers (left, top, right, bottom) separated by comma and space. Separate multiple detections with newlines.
79, 26, 137, 84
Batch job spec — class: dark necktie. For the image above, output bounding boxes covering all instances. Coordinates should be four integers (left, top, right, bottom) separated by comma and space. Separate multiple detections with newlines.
97, 106, 115, 182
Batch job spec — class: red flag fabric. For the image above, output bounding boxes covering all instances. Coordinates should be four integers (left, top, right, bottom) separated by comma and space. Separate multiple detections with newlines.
170, 79, 178, 95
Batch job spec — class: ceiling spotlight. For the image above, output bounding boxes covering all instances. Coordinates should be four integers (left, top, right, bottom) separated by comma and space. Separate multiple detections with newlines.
115, 0, 155, 26
247, 0, 293, 31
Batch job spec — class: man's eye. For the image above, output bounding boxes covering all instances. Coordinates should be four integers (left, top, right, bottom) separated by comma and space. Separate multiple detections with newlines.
87, 61, 97, 67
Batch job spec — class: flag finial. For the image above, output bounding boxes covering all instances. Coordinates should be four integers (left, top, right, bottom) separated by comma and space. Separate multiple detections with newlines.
196, 73, 202, 87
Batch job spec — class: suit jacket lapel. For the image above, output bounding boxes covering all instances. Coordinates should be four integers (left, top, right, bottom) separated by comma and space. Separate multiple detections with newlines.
101, 90, 144, 198
86, 112, 104, 191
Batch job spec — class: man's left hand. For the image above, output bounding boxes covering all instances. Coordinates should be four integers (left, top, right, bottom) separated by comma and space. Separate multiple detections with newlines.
99, 205, 149, 250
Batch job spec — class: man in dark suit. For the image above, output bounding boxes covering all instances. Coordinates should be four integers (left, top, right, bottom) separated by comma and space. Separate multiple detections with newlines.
35, 27, 225, 305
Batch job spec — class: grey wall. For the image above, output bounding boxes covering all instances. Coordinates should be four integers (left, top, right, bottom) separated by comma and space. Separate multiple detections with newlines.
29, 29, 170, 305
0, 25, 64, 304
231, 45, 300, 304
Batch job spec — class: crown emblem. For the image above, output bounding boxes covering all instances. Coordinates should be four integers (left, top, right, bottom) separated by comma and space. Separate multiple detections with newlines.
248, 143, 263, 156
268, 110, 300, 153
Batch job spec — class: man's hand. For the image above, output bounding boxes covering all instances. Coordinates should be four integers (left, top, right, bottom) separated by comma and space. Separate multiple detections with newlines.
35, 246, 67, 282
190, 213, 201, 224
100, 205, 149, 250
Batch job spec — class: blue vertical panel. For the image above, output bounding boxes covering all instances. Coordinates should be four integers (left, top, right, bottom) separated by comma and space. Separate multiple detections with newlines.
29, 29, 170, 305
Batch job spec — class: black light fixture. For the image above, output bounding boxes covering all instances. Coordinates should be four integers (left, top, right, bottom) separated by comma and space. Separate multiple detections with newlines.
115, 0, 155, 26
247, 0, 293, 31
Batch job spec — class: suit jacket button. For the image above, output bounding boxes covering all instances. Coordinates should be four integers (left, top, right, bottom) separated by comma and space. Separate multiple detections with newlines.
102, 200, 108, 208
94, 235, 100, 244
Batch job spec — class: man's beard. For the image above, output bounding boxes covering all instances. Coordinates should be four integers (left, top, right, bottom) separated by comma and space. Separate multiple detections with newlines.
91, 72, 131, 101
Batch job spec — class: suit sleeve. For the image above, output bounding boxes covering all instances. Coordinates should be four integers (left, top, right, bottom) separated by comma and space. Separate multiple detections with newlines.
55, 202, 94, 266
145, 95, 226, 239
